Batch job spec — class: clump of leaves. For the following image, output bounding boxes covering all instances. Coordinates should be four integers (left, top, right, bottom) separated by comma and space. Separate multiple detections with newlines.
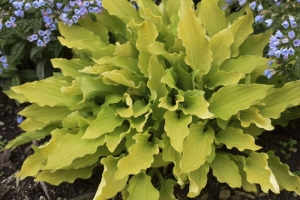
3, 0, 300, 199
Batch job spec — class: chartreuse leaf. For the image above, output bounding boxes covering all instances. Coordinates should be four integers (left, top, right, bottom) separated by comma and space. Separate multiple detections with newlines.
4, 125, 57, 149
115, 133, 160, 180
35, 165, 94, 185
127, 171, 159, 200
18, 117, 48, 132
227, 154, 257, 192
161, 133, 186, 185
83, 105, 124, 139
215, 127, 261, 151
210, 153, 242, 188
180, 123, 214, 173
267, 151, 300, 195
94, 156, 128, 200
187, 162, 210, 198
102, 0, 143, 24
51, 58, 92, 78
239, 29, 273, 56
178, 90, 213, 118
17, 129, 66, 177
105, 125, 130, 152
208, 84, 273, 120
208, 27, 234, 74
8, 77, 80, 108
205, 70, 244, 89
238, 107, 274, 130
147, 55, 168, 100
19, 104, 72, 124
197, 0, 229, 37
42, 129, 105, 170
159, 179, 177, 200
3, 89, 27, 103
164, 111, 192, 153
159, 92, 184, 112
136, 19, 158, 76
220, 55, 269, 74
229, 6, 254, 57
258, 81, 300, 119
62, 111, 91, 129
244, 152, 280, 193
178, 0, 212, 74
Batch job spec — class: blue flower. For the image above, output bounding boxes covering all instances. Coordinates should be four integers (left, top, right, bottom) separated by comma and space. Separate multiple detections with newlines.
288, 31, 295, 39
282, 21, 289, 29
249, 2, 256, 10
293, 39, 300, 47
265, 19, 273, 27
24, 2, 31, 10
255, 15, 264, 23
264, 69, 274, 79
17, 116, 24, 124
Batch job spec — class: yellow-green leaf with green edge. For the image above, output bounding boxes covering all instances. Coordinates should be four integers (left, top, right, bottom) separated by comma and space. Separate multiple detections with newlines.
102, 0, 143, 24
6, 77, 79, 108
19, 104, 72, 124
238, 107, 274, 130
105, 125, 130, 152
239, 29, 273, 56
208, 27, 234, 74
151, 153, 169, 168
93, 56, 140, 76
164, 111, 192, 153
244, 152, 280, 193
227, 154, 257, 192
42, 129, 105, 170
83, 105, 124, 139
178, 0, 213, 74
51, 58, 91, 78
197, 0, 229, 37
17, 128, 66, 177
180, 123, 214, 173
229, 6, 254, 57
208, 84, 273, 120
188, 162, 210, 198
205, 70, 244, 89
35, 165, 94, 185
127, 171, 159, 200
4, 125, 57, 149
136, 19, 158, 76
267, 151, 300, 195
115, 133, 160, 180
159, 179, 177, 200
147, 55, 168, 100
211, 153, 242, 188
220, 55, 269, 74
78, 17, 109, 44
135, 0, 162, 18
178, 90, 213, 119
60, 78, 82, 97
215, 127, 261, 151
3, 89, 27, 103
258, 81, 300, 119
94, 156, 128, 200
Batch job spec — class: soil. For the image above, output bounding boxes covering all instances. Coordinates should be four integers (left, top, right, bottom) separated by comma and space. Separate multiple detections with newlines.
1, 87, 300, 200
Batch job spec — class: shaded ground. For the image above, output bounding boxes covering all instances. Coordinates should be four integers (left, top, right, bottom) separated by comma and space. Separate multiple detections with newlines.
1, 88, 300, 200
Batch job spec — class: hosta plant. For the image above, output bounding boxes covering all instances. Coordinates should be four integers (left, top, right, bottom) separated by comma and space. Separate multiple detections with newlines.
3, 0, 300, 199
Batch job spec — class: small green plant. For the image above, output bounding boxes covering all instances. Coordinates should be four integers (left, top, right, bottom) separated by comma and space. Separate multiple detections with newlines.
0, 139, 7, 149
3, 0, 300, 199
278, 139, 297, 160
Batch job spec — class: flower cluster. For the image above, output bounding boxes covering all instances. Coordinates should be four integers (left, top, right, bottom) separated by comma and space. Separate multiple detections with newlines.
226, 0, 300, 80
0, 0, 103, 73
0, 51, 8, 74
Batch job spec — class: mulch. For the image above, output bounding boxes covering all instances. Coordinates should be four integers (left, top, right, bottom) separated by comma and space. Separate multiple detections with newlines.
1, 87, 300, 200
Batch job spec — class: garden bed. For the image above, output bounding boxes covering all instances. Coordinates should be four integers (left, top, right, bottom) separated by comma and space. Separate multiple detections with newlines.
1, 88, 300, 200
